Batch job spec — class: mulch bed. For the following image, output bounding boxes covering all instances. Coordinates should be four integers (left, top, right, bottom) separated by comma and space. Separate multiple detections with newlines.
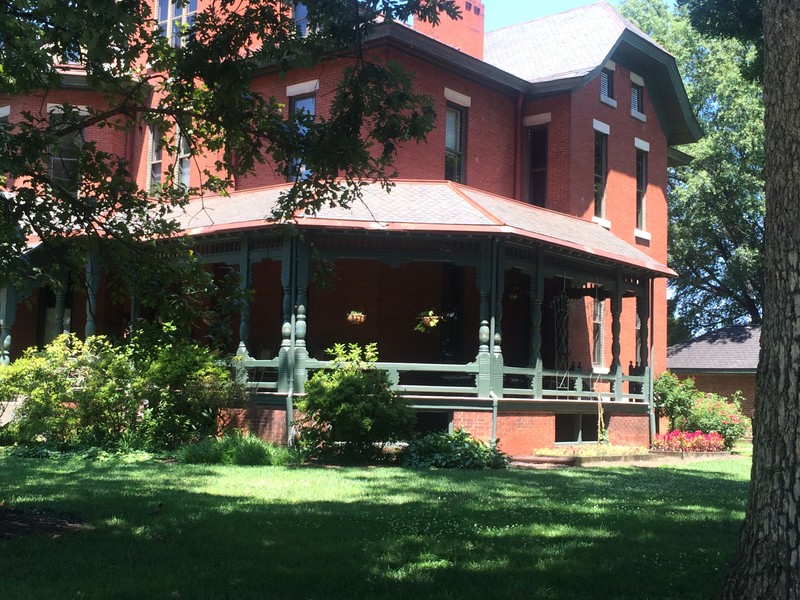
0, 506, 87, 538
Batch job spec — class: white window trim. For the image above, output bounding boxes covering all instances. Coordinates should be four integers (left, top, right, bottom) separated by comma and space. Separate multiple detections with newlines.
444, 87, 471, 108
47, 104, 89, 116
593, 216, 611, 229
630, 72, 644, 86
604, 60, 616, 70
634, 137, 650, 151
593, 119, 610, 135
287, 79, 319, 98
523, 112, 551, 127
631, 108, 647, 122
0, 106, 9, 120
634, 228, 652, 242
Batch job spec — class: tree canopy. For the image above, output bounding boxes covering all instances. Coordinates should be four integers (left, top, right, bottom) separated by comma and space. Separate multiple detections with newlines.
620, 0, 764, 342
0, 0, 458, 289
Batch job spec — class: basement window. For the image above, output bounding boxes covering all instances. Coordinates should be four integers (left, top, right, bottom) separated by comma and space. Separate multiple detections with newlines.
555, 414, 606, 444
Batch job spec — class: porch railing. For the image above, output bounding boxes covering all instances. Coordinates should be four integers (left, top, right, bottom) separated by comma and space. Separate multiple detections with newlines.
239, 355, 650, 406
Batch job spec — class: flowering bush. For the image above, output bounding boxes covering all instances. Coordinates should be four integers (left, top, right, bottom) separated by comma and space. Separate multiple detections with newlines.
678, 392, 750, 450
652, 430, 725, 452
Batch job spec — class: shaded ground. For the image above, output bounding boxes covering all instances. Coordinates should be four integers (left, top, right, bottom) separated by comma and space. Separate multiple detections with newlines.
0, 506, 86, 538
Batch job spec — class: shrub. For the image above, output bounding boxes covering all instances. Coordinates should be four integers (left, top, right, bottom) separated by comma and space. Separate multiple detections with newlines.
678, 392, 750, 450
295, 343, 416, 462
2, 325, 246, 451
402, 428, 509, 469
653, 371, 701, 430
652, 430, 726, 452
176, 432, 298, 466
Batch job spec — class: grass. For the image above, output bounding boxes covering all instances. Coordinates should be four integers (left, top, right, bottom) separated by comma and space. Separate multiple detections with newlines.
0, 452, 750, 600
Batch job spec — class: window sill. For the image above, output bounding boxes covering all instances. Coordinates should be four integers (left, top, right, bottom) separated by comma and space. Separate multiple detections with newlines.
600, 95, 617, 108
631, 109, 646, 122
592, 216, 611, 230
634, 228, 651, 242
592, 366, 610, 375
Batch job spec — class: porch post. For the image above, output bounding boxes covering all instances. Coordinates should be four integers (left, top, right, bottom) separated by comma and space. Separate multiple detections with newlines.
492, 240, 505, 394
0, 286, 17, 365
84, 247, 101, 338
476, 239, 492, 397
611, 273, 623, 401
637, 286, 650, 370
278, 238, 293, 394
238, 234, 252, 354
54, 279, 66, 335
293, 240, 310, 393
528, 251, 544, 397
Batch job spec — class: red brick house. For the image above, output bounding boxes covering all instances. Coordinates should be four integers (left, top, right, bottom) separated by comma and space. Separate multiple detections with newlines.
0, 1, 700, 454
668, 326, 759, 419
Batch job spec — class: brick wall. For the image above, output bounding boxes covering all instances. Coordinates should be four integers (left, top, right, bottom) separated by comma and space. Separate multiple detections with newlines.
607, 413, 650, 446
225, 405, 289, 445
676, 372, 756, 419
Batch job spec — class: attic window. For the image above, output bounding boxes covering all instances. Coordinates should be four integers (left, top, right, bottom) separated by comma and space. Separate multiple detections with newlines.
465, 1, 473, 10
474, 6, 481, 15
599, 66, 617, 108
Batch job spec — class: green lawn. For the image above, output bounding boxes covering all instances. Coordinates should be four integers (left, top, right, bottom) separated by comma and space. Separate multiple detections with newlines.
0, 454, 750, 600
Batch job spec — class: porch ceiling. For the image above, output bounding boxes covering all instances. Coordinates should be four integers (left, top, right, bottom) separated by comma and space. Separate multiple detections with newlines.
174, 180, 675, 277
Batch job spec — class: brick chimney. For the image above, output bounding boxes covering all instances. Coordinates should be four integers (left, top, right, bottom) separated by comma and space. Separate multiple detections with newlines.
413, 0, 485, 60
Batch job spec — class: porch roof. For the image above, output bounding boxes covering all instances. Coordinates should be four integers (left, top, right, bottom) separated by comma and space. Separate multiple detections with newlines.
176, 180, 675, 277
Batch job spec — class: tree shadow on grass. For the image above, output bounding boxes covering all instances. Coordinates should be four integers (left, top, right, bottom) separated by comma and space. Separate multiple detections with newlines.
0, 458, 748, 600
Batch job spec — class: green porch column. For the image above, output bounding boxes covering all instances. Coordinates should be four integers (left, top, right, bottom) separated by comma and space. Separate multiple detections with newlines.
528, 252, 544, 397
492, 240, 505, 394
293, 240, 310, 393
611, 273, 623, 401
278, 238, 293, 394
476, 239, 492, 397
0, 286, 16, 365
637, 285, 650, 370
84, 248, 101, 338
238, 234, 252, 354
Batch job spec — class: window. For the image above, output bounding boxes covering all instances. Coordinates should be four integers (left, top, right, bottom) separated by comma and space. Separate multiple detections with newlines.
594, 131, 608, 218
0, 106, 9, 126
157, 0, 198, 48
149, 126, 163, 194
592, 298, 605, 368
636, 148, 647, 230
177, 127, 191, 188
445, 104, 466, 183
293, 2, 309, 37
49, 111, 84, 197
600, 67, 614, 99
555, 414, 605, 443
631, 83, 644, 114
528, 127, 547, 207
148, 125, 191, 193
289, 94, 315, 181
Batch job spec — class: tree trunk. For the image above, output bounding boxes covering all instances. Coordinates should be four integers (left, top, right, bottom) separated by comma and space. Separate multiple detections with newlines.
716, 1, 800, 598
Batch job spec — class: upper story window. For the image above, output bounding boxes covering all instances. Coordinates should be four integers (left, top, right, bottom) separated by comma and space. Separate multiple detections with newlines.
593, 120, 609, 219
149, 126, 163, 194
592, 297, 605, 368
636, 148, 648, 230
157, 0, 198, 48
528, 127, 548, 207
445, 104, 466, 183
288, 94, 315, 181
149, 124, 192, 193
48, 109, 85, 198
630, 72, 646, 121
0, 106, 9, 126
293, 2, 309, 37
600, 62, 617, 107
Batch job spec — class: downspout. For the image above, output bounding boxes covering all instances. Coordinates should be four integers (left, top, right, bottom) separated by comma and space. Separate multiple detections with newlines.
514, 92, 524, 200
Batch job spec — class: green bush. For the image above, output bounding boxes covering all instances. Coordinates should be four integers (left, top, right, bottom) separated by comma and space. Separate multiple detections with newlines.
653, 371, 701, 429
402, 428, 509, 469
678, 392, 750, 450
295, 343, 416, 462
176, 432, 299, 466
1, 325, 246, 451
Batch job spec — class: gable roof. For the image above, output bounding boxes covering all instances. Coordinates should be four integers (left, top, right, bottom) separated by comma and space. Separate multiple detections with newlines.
483, 2, 702, 146
667, 326, 761, 373
175, 180, 674, 277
